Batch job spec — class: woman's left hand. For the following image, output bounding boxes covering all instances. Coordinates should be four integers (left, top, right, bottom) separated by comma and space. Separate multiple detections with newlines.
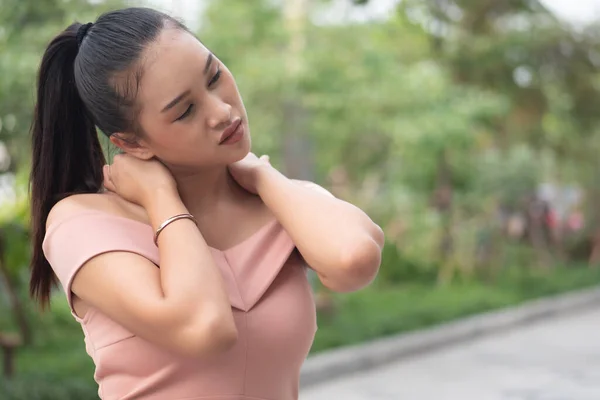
228, 152, 272, 194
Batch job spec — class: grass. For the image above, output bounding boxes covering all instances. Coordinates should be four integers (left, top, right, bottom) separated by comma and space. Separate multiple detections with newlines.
3, 264, 600, 398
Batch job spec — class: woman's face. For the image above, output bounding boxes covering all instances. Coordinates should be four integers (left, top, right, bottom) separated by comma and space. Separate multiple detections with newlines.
125, 28, 251, 170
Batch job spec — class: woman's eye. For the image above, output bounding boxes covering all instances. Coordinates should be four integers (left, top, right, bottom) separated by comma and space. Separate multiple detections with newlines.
208, 67, 221, 87
176, 104, 194, 121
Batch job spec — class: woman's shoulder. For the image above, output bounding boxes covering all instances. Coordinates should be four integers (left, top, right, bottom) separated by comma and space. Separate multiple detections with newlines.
46, 192, 140, 230
43, 192, 155, 271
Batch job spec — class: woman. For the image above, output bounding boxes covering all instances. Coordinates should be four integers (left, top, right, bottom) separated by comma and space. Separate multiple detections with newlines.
29, 7, 383, 400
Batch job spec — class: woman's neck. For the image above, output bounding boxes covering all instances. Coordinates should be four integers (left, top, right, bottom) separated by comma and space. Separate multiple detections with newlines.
172, 165, 247, 217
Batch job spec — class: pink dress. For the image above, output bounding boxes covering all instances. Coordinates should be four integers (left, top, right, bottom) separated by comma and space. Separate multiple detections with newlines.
43, 211, 317, 400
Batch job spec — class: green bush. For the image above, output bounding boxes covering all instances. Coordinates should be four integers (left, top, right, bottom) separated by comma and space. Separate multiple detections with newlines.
376, 241, 438, 285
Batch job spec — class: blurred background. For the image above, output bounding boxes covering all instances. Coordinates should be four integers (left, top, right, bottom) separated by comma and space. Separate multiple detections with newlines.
1, 0, 600, 398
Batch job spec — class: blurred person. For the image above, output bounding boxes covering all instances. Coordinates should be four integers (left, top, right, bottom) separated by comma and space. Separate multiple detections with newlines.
27, 7, 384, 400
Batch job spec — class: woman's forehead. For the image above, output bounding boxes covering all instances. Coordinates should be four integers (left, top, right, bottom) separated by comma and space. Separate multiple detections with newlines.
137, 29, 210, 112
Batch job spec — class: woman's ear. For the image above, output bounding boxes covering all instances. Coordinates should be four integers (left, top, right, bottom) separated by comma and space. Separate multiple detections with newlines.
110, 133, 154, 160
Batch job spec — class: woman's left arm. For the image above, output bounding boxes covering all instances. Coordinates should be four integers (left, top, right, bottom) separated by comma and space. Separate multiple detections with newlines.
255, 165, 384, 293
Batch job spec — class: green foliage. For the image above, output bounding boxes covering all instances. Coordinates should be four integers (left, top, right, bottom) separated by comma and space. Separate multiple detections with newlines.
475, 145, 542, 209
376, 241, 438, 285
0, 0, 128, 167
0, 376, 98, 400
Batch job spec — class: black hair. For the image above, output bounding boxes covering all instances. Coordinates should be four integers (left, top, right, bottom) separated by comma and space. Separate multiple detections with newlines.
29, 7, 189, 307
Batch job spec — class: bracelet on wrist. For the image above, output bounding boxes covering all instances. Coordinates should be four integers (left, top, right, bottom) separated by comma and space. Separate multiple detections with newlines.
153, 213, 197, 246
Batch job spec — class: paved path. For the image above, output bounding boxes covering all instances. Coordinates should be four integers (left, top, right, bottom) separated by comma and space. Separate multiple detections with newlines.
300, 307, 600, 400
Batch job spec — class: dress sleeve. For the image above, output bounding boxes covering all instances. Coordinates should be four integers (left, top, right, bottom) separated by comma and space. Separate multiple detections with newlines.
42, 212, 157, 313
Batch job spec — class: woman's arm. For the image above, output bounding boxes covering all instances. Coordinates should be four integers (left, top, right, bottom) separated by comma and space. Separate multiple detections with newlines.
256, 166, 384, 292
48, 191, 237, 358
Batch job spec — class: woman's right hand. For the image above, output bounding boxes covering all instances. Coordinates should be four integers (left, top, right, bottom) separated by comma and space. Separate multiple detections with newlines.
102, 154, 178, 208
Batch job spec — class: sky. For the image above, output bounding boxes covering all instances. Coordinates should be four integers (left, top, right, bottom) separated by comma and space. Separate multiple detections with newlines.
541, 0, 600, 25
152, 0, 600, 28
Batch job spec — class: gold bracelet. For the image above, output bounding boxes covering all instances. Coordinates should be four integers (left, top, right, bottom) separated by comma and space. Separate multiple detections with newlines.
153, 213, 197, 246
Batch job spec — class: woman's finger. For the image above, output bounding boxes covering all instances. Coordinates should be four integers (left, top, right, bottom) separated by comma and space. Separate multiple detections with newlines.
103, 164, 115, 192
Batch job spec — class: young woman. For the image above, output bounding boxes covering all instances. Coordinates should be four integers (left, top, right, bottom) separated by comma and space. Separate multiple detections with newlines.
29, 7, 383, 400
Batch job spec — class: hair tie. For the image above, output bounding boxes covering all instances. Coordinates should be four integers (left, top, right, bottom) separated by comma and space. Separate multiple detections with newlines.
76, 22, 94, 48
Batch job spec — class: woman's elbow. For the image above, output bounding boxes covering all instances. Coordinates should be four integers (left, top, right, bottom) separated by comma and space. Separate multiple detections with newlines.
174, 311, 238, 358
202, 314, 239, 353
336, 234, 383, 291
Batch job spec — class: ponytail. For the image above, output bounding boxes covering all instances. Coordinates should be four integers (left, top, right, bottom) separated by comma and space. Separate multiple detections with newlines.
29, 23, 106, 307
29, 8, 191, 307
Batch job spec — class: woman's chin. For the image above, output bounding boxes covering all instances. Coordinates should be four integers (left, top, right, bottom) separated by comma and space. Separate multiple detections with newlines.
228, 135, 251, 162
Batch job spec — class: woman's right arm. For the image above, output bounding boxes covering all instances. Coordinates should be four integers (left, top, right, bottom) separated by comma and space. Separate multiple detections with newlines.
47, 152, 237, 358
49, 190, 236, 358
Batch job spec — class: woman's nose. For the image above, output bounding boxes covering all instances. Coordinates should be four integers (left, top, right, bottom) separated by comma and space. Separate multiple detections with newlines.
207, 97, 233, 129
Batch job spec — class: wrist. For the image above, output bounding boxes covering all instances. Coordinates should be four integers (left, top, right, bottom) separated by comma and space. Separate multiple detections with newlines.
255, 164, 282, 196
144, 188, 189, 230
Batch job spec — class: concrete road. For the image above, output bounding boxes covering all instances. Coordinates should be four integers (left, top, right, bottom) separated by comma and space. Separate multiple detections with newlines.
300, 307, 600, 400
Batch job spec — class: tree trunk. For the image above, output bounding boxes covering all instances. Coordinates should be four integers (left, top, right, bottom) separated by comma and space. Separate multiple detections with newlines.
434, 150, 456, 284
524, 198, 553, 270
